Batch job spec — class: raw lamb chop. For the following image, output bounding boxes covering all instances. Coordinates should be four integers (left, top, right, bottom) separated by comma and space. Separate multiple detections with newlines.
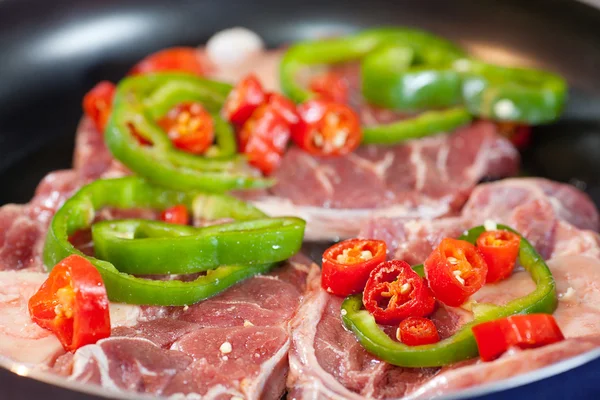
0, 114, 317, 398
287, 178, 600, 399
50, 256, 315, 399
207, 43, 521, 241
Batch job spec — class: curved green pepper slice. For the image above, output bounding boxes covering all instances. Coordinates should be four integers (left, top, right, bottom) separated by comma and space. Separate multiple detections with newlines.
92, 217, 305, 275
456, 59, 567, 125
43, 176, 293, 306
341, 224, 557, 367
105, 73, 274, 192
361, 44, 463, 110
280, 28, 472, 145
281, 27, 465, 106
362, 107, 472, 145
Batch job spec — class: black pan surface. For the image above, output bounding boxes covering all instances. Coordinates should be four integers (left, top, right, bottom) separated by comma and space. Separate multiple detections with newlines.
1, 0, 600, 398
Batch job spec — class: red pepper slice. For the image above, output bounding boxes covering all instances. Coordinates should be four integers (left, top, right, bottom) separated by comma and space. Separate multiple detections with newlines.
473, 314, 565, 361
160, 205, 190, 225
396, 316, 440, 346
321, 239, 387, 297
223, 74, 266, 125
157, 102, 215, 154
363, 260, 436, 325
129, 47, 207, 76
424, 238, 488, 307
309, 72, 349, 104
28, 255, 111, 352
82, 81, 116, 133
476, 230, 521, 283
265, 93, 300, 126
239, 103, 292, 175
292, 99, 362, 157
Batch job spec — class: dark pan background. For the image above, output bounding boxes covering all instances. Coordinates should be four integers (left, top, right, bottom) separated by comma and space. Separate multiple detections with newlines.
1, 0, 600, 399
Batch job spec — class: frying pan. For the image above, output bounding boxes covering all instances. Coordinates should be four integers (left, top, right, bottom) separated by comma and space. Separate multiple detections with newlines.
1, 0, 600, 398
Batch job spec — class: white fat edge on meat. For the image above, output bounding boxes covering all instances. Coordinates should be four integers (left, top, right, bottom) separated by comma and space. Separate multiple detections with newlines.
68, 338, 120, 390
169, 386, 242, 400
241, 336, 290, 400
69, 338, 167, 391
466, 124, 520, 184
205, 27, 265, 67
251, 197, 453, 241
288, 289, 367, 400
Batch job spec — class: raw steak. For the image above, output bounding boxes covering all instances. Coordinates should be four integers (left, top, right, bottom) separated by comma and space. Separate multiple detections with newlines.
288, 178, 600, 399
0, 113, 315, 398
207, 48, 520, 240
50, 256, 315, 399
66, 51, 520, 241
362, 178, 600, 263
252, 120, 518, 241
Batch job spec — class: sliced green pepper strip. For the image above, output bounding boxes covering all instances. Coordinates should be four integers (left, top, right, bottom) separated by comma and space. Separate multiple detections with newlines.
362, 107, 472, 145
105, 73, 274, 192
43, 176, 287, 306
456, 59, 567, 124
341, 224, 557, 367
92, 217, 305, 275
361, 45, 463, 110
281, 27, 466, 106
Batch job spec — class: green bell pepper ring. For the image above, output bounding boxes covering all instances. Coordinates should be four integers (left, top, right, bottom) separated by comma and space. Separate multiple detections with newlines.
280, 27, 466, 106
341, 224, 557, 368
456, 59, 567, 125
92, 217, 305, 275
105, 73, 274, 192
361, 44, 463, 110
280, 28, 472, 145
362, 107, 472, 145
43, 176, 293, 306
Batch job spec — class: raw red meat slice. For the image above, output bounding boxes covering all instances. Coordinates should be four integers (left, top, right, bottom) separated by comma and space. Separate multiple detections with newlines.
288, 179, 600, 399
288, 255, 600, 399
49, 256, 315, 399
362, 178, 600, 263
64, 50, 520, 241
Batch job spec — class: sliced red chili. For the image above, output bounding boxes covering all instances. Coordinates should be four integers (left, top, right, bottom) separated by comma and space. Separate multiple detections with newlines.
160, 205, 189, 225
424, 238, 488, 307
321, 239, 387, 297
292, 99, 362, 157
363, 260, 436, 325
82, 81, 116, 133
265, 92, 300, 125
396, 317, 440, 346
309, 71, 349, 104
129, 47, 207, 76
476, 230, 521, 283
223, 74, 266, 125
157, 102, 215, 154
473, 314, 565, 361
239, 103, 292, 175
28, 255, 111, 352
